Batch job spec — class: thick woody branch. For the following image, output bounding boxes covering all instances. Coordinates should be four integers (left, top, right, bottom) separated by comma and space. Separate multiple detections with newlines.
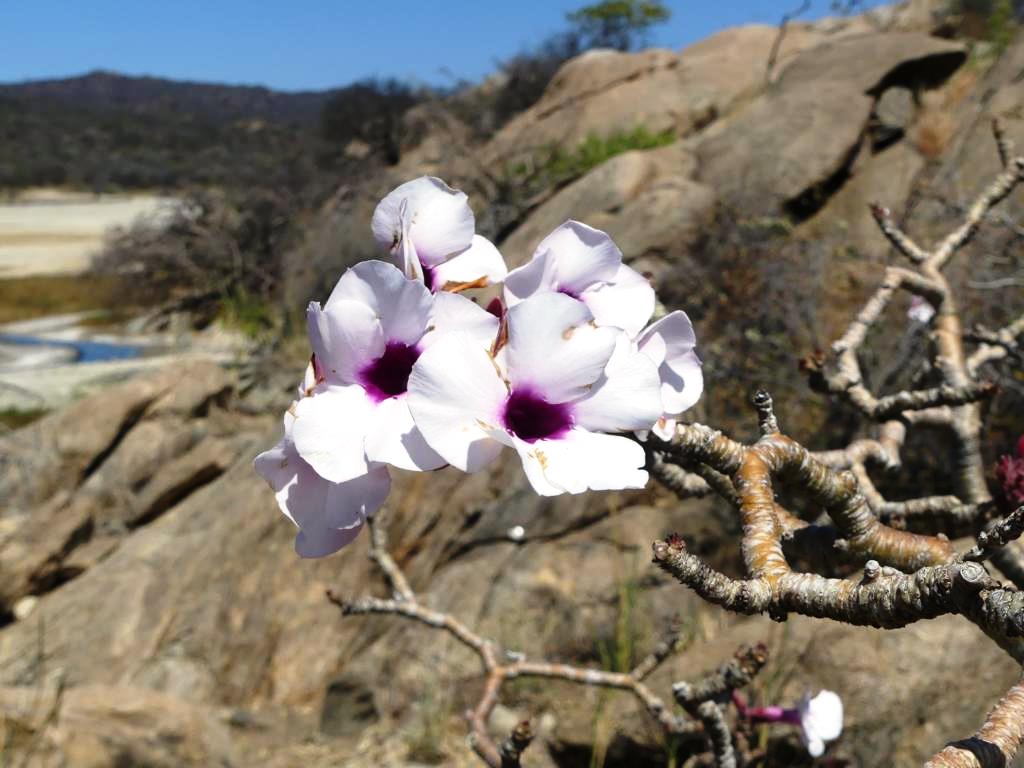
649, 453, 714, 498
749, 434, 954, 571
654, 538, 1024, 662
868, 381, 996, 420
648, 449, 739, 507
652, 424, 746, 477
925, 676, 1024, 768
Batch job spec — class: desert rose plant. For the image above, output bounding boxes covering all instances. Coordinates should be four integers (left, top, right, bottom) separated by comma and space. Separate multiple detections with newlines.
257, 123, 1024, 768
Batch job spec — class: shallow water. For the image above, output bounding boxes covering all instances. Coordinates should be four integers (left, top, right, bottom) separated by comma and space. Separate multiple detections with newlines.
0, 333, 144, 363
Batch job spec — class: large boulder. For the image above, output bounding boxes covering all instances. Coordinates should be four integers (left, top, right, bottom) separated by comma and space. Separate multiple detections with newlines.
483, 23, 849, 168
498, 142, 714, 278
697, 33, 965, 217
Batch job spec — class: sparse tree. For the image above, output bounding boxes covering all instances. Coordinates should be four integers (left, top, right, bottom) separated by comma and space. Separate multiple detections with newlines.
566, 0, 671, 51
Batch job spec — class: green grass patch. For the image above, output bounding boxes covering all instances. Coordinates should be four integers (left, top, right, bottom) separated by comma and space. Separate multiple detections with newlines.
0, 274, 130, 325
218, 288, 279, 340
512, 125, 677, 188
0, 407, 47, 430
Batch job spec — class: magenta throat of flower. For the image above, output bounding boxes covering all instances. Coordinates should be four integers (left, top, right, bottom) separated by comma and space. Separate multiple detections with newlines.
359, 341, 421, 401
502, 388, 573, 442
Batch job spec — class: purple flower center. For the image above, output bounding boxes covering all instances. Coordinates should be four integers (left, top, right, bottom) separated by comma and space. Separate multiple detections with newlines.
422, 265, 436, 292
557, 285, 580, 300
359, 342, 420, 402
502, 388, 572, 443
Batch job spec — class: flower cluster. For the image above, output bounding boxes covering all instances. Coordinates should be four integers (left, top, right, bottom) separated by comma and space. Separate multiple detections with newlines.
255, 177, 703, 556
996, 435, 1024, 508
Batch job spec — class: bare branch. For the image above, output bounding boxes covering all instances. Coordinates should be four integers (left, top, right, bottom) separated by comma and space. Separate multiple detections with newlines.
963, 507, 1024, 564
869, 381, 996, 420
367, 510, 414, 602
931, 156, 1024, 270
695, 701, 737, 768
498, 720, 534, 768
870, 202, 929, 263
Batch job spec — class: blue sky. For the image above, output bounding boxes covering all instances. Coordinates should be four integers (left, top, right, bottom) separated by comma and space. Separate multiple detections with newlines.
1, 1, 891, 91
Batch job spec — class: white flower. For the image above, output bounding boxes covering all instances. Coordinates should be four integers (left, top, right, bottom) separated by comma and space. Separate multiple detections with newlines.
503, 220, 655, 337
908, 295, 936, 324
798, 690, 844, 758
253, 410, 391, 558
292, 260, 498, 481
407, 292, 663, 496
636, 311, 704, 438
371, 176, 506, 291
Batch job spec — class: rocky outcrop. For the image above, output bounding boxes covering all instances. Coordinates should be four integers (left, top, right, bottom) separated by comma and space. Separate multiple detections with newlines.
0, 360, 249, 615
483, 25, 831, 168
498, 142, 715, 278
697, 33, 966, 218
0, 682, 237, 767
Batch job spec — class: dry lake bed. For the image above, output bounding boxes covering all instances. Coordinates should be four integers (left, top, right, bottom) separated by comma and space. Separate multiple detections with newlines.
0, 190, 177, 277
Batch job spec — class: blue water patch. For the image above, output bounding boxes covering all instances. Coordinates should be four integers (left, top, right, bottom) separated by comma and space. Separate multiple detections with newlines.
0, 333, 144, 363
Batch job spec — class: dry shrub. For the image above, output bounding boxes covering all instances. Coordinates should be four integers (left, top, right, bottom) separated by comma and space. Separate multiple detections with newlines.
911, 101, 957, 159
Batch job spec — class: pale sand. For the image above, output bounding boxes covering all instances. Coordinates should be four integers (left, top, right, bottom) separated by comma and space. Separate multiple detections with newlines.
0, 193, 178, 277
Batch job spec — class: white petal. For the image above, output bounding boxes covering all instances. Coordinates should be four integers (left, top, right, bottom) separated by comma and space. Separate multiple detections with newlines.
326, 260, 432, 346
407, 333, 507, 472
254, 436, 390, 558
295, 524, 365, 559
430, 235, 508, 290
535, 220, 621, 295
651, 417, 677, 441
504, 247, 557, 307
282, 459, 366, 533
640, 310, 697, 354
399, 199, 425, 282
582, 263, 655, 337
637, 331, 667, 367
424, 291, 499, 351
509, 435, 566, 496
291, 385, 372, 483
371, 177, 475, 267
574, 335, 662, 432
801, 690, 844, 741
512, 428, 649, 496
307, 299, 384, 384
505, 293, 617, 403
804, 736, 825, 758
253, 435, 294, 505
364, 396, 446, 471
639, 311, 703, 413
660, 350, 703, 414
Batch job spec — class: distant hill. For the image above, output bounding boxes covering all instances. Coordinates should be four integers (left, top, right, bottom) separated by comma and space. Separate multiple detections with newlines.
0, 70, 336, 128
0, 71, 411, 194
